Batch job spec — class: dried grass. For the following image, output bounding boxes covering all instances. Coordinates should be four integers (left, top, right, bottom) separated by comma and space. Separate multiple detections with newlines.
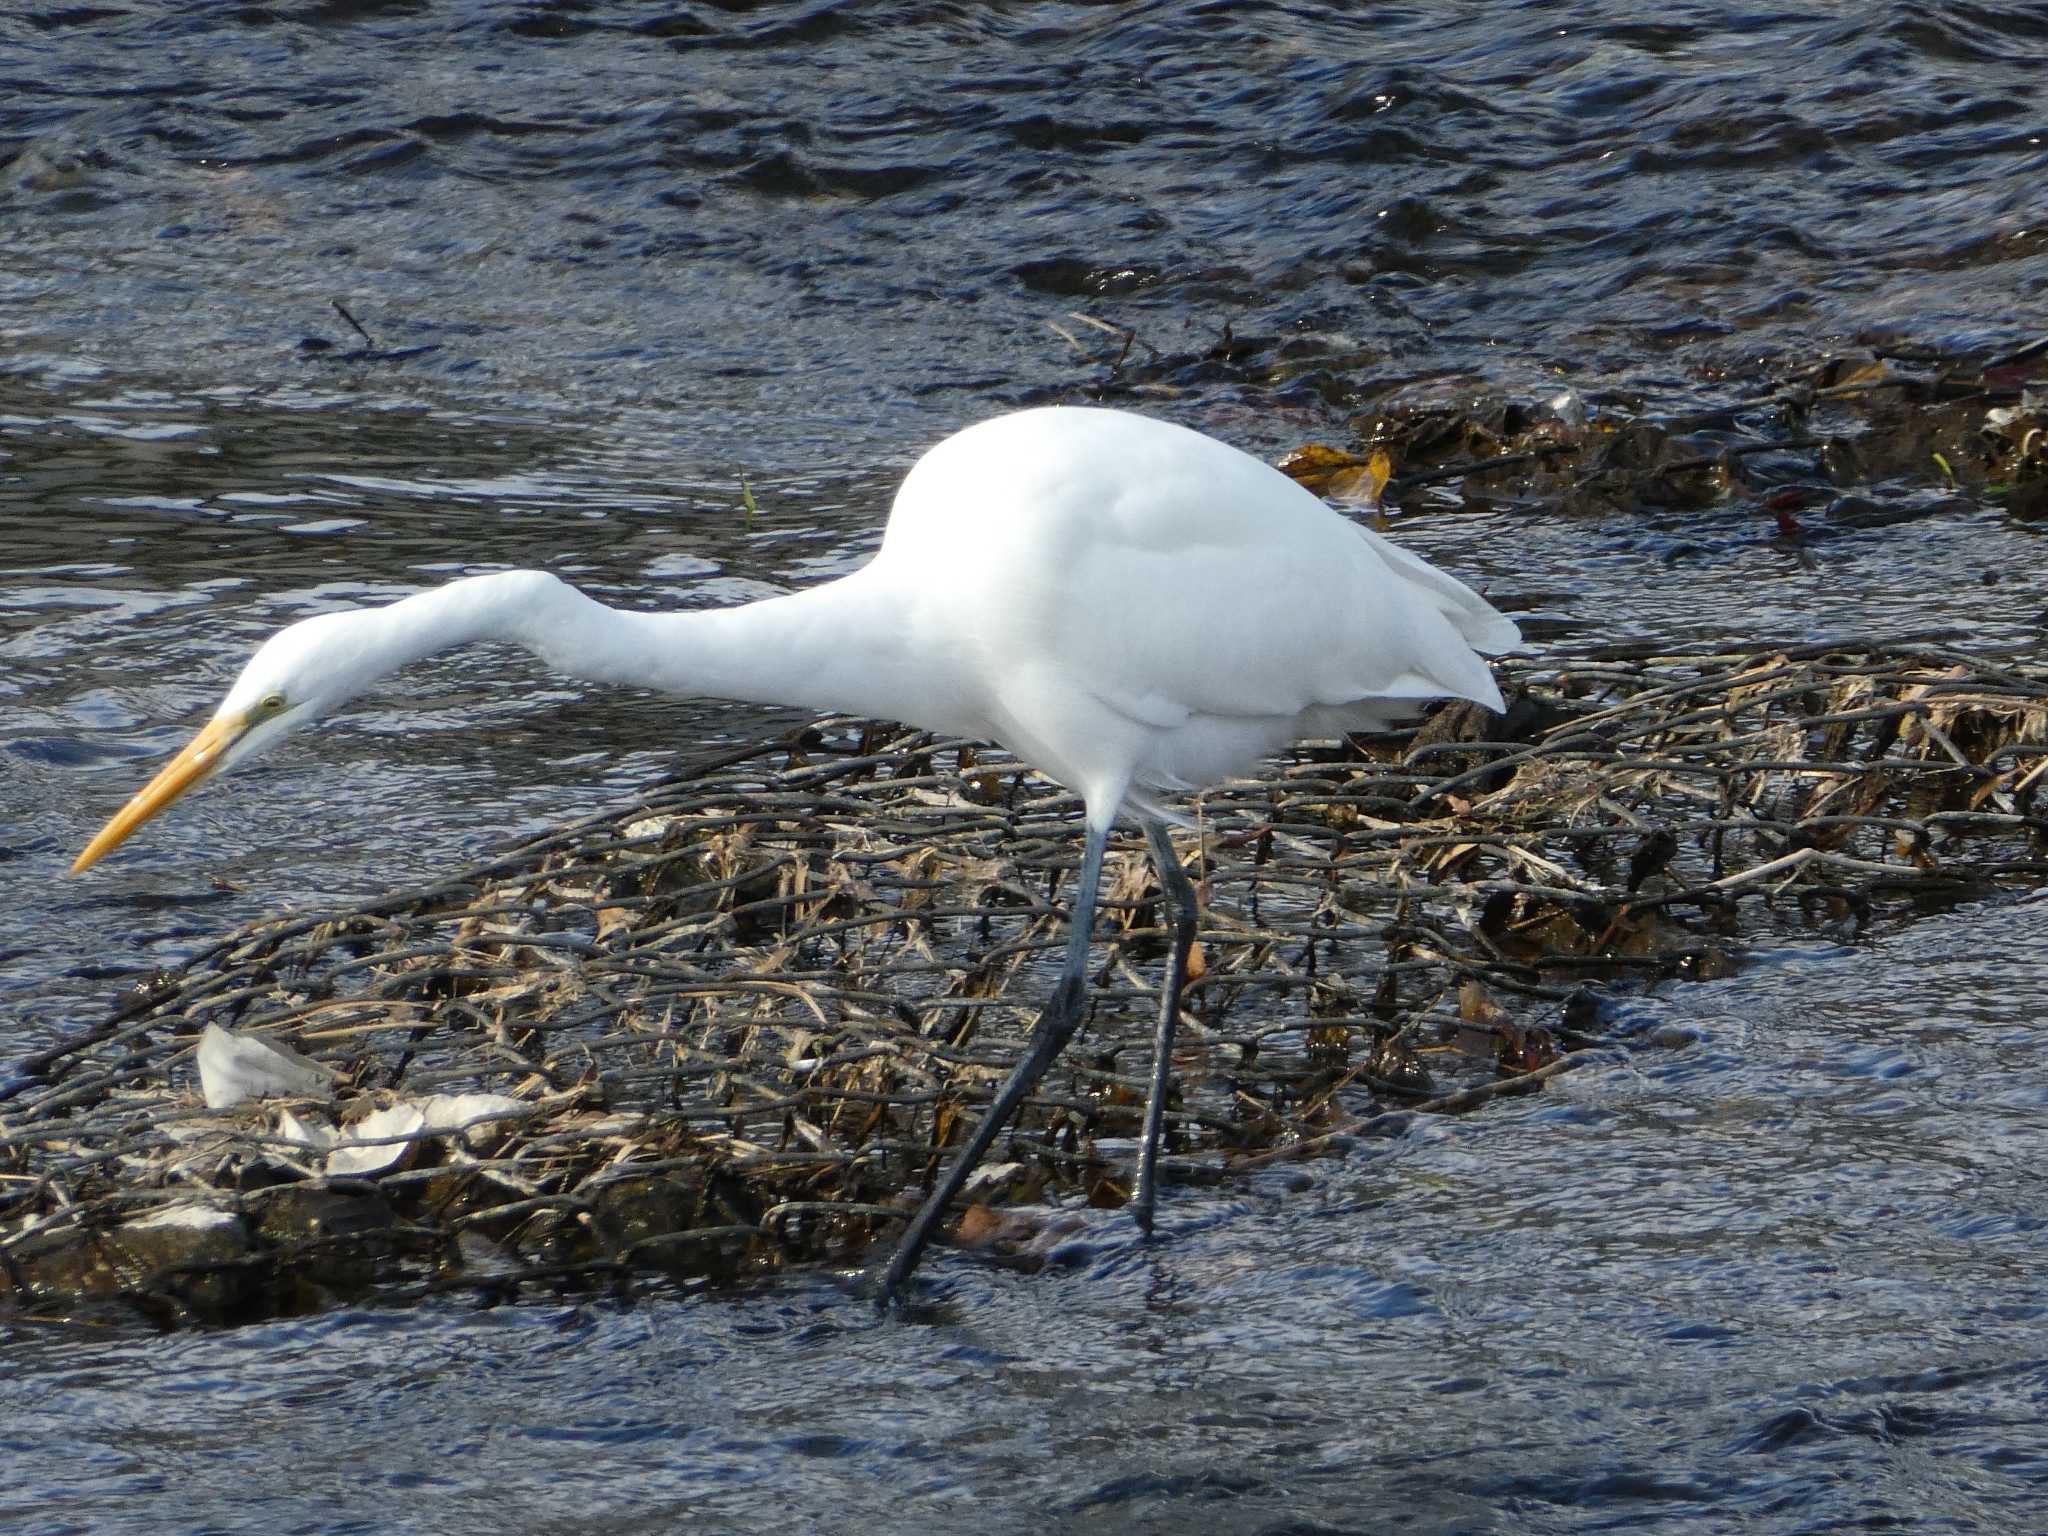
6, 640, 2045, 1322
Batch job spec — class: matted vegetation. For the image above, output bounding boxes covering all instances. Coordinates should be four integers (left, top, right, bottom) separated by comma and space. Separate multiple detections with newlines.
7, 640, 2046, 1324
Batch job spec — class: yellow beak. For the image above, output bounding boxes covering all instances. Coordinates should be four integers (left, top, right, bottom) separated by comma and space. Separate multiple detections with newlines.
70, 711, 251, 874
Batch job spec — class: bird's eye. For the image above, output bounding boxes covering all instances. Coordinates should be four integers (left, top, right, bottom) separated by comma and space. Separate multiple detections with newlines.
259, 692, 288, 716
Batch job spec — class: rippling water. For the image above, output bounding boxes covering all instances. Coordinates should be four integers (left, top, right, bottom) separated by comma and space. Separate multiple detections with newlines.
8, 900, 2047, 1534
6, 1, 2043, 421
4, 3, 2046, 1531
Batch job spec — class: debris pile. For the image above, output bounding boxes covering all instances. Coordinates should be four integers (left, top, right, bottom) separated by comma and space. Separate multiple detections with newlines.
5, 641, 2046, 1324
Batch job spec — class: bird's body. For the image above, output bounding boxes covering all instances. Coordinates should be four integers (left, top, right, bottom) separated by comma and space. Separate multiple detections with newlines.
71, 405, 1517, 1299
867, 408, 1515, 818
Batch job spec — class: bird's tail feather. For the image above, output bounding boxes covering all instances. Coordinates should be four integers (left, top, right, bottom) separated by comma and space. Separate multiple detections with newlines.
1356, 525, 1520, 655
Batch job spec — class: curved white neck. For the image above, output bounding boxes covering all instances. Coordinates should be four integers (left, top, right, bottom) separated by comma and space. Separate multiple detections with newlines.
361, 569, 934, 727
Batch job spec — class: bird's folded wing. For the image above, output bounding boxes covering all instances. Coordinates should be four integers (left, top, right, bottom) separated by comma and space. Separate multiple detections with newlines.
1053, 526, 1513, 731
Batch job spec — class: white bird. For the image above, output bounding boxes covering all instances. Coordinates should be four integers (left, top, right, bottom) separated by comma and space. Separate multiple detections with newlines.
70, 405, 1517, 1298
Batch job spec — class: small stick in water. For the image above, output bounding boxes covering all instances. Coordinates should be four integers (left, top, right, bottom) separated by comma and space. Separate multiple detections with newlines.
332, 300, 376, 349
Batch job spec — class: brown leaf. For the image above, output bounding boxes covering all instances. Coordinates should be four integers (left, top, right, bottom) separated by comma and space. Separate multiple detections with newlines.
1459, 979, 1508, 1027
952, 1203, 1006, 1249
1277, 443, 1368, 485
1276, 445, 1391, 508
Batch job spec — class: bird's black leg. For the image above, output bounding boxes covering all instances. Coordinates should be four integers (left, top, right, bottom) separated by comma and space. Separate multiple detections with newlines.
880, 822, 1110, 1302
1134, 819, 1198, 1235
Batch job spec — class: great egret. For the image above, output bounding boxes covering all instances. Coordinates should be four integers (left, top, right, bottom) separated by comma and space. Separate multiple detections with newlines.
71, 404, 1517, 1299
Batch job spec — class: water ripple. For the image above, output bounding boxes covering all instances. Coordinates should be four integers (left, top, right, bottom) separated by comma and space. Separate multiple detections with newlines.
5, 5, 2048, 1532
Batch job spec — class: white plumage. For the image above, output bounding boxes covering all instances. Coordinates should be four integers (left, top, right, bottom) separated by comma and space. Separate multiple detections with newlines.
72, 404, 1517, 1299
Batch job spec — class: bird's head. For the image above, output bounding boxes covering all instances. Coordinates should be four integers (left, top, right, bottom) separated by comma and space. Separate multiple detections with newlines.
70, 610, 367, 874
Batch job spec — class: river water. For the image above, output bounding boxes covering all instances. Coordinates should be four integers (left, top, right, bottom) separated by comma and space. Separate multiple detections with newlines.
4, 3, 2046, 1532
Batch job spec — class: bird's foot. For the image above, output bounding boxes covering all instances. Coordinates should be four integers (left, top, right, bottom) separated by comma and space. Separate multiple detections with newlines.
1131, 1169, 1159, 1238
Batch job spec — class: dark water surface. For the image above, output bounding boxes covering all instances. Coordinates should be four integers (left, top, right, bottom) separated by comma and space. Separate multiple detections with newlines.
4, 3, 2046, 1531
8, 900, 2048, 1536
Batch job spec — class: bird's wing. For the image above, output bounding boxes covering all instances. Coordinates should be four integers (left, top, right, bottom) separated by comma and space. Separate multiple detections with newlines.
890, 406, 1516, 734
1044, 518, 1512, 731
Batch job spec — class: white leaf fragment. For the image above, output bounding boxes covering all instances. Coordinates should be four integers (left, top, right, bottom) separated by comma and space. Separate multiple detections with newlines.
325, 1103, 427, 1178
126, 1202, 241, 1234
419, 1093, 532, 1146
961, 1161, 1026, 1200
276, 1107, 335, 1153
197, 1023, 331, 1109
